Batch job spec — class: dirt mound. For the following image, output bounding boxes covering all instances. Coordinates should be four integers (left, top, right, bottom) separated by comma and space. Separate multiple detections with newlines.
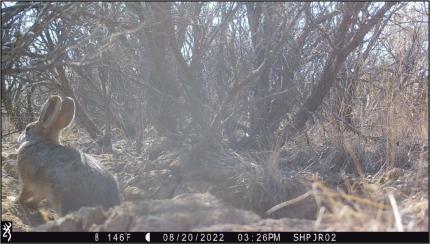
195, 218, 319, 232
34, 193, 261, 231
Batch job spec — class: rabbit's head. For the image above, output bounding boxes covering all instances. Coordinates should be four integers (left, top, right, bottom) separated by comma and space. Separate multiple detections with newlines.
19, 95, 75, 145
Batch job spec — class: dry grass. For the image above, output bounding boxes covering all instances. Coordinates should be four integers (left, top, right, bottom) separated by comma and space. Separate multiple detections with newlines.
311, 160, 427, 231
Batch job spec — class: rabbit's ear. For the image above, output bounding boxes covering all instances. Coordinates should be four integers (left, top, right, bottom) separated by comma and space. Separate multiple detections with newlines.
55, 97, 75, 129
39, 96, 62, 129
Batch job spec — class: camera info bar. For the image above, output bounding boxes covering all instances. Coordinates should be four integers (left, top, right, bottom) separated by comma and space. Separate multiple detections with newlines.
2, 221, 428, 243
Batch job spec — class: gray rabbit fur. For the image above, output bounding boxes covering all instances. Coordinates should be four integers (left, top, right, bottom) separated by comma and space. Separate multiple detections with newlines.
16, 95, 121, 216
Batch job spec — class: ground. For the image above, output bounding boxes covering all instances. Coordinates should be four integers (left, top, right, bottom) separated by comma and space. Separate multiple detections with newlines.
1, 131, 428, 231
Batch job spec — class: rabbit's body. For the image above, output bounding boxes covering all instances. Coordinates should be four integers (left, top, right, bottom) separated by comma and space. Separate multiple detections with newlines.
16, 96, 121, 216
